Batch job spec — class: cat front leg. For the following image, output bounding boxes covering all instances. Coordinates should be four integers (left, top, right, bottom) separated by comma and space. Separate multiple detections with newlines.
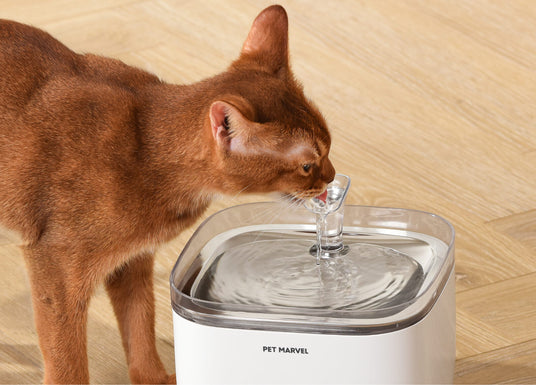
105, 253, 173, 384
23, 244, 93, 384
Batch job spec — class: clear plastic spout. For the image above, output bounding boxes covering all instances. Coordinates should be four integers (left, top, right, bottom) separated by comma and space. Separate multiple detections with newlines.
304, 174, 351, 260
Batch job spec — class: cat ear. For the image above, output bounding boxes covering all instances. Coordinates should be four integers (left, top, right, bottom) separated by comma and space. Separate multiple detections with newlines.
209, 101, 251, 154
240, 5, 289, 74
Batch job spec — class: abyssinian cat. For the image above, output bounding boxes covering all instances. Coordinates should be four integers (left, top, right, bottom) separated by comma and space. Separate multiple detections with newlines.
0, 5, 335, 384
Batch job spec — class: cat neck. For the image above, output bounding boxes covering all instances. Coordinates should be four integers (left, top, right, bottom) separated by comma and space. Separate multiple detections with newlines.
134, 81, 219, 218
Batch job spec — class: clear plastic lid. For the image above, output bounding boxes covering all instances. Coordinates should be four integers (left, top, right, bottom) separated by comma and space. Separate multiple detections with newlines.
170, 203, 454, 335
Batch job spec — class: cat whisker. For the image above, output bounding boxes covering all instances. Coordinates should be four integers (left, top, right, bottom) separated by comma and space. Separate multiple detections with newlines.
280, 190, 316, 210
284, 196, 303, 211
229, 184, 252, 202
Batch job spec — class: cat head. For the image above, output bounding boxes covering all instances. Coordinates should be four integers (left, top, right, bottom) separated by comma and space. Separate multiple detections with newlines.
206, 5, 335, 201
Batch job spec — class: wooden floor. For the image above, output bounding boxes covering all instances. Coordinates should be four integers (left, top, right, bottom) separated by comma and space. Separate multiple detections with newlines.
1, 0, 535, 383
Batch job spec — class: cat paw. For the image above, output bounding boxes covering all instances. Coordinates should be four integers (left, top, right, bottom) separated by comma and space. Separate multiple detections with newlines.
129, 369, 175, 384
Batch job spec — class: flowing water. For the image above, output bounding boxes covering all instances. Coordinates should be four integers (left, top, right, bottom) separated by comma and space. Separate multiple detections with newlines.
190, 230, 432, 313
189, 175, 434, 314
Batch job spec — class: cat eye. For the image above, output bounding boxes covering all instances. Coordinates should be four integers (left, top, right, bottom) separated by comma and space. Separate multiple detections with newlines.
302, 164, 312, 173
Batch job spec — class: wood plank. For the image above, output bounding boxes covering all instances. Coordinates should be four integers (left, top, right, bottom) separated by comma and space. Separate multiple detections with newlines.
453, 221, 536, 291
489, 210, 536, 252
322, 0, 536, 219
0, 0, 140, 26
456, 308, 513, 358
455, 339, 536, 384
0, 337, 43, 384
0, 244, 42, 383
456, 273, 536, 359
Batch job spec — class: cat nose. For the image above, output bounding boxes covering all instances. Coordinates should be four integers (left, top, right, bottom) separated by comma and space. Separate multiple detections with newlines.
321, 158, 336, 183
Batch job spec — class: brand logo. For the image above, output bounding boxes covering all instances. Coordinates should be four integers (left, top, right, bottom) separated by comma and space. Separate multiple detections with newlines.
262, 345, 309, 354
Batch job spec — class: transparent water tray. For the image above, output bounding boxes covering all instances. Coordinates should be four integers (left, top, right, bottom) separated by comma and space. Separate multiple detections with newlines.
170, 203, 454, 335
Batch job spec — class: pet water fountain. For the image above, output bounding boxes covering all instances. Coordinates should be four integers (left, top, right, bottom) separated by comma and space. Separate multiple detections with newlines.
170, 175, 455, 384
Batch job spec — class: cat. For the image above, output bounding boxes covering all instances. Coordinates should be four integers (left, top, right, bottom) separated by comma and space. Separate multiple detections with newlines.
0, 5, 335, 384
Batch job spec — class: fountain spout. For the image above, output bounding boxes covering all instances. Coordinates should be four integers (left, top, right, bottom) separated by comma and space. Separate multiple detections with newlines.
304, 174, 351, 260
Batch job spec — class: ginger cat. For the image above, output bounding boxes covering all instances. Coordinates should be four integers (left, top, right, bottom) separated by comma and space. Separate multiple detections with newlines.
0, 5, 335, 384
